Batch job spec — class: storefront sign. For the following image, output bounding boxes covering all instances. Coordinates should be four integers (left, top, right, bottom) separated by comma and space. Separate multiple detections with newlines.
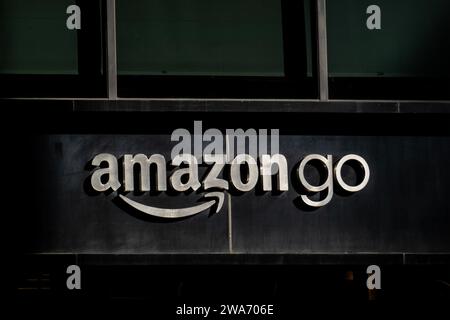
90, 122, 370, 219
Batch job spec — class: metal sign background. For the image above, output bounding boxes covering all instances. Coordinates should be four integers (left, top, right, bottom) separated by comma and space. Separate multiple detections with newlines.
25, 132, 450, 254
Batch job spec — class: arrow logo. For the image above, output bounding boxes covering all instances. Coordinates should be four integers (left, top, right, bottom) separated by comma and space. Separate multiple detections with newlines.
118, 192, 225, 219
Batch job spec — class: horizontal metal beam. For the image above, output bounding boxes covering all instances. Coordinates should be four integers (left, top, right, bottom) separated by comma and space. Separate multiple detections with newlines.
17, 253, 450, 266
1, 99, 450, 114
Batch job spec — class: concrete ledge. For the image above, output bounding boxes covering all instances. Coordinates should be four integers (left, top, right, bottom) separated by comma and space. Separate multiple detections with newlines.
17, 253, 450, 266
1, 99, 450, 113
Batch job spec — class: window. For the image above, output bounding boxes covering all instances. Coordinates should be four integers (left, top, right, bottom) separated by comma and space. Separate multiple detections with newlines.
116, 0, 316, 98
327, 0, 450, 100
0, 0, 105, 97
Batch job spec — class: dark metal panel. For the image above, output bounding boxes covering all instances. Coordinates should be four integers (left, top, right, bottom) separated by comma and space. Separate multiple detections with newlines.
26, 134, 450, 254
29, 134, 229, 254
232, 135, 450, 253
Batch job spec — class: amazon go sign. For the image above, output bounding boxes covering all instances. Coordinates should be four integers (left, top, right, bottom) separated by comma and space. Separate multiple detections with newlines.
89, 152, 369, 219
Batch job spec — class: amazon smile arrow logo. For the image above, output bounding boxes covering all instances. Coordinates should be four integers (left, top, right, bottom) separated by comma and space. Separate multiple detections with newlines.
118, 191, 225, 219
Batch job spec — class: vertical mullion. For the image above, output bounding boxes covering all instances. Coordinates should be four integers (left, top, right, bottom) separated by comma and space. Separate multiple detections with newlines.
317, 0, 329, 101
106, 0, 117, 99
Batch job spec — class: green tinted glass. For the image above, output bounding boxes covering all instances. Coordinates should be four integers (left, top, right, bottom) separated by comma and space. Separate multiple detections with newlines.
117, 0, 285, 76
0, 0, 78, 74
327, 0, 450, 77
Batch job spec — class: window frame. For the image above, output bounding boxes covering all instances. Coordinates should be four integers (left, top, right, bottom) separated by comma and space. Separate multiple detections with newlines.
0, 0, 106, 98
325, 0, 450, 101
115, 0, 318, 99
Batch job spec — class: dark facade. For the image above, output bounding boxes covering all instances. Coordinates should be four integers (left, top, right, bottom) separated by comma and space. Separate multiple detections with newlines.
2, 0, 449, 316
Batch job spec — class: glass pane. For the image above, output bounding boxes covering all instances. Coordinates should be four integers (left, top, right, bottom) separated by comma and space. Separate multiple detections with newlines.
0, 0, 78, 74
327, 0, 450, 78
117, 0, 286, 76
